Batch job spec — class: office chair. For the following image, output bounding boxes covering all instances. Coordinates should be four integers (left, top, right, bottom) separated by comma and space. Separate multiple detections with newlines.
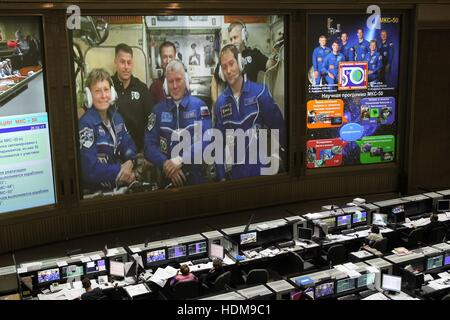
242, 269, 269, 285
172, 280, 200, 300
426, 226, 447, 244
401, 228, 424, 249
203, 271, 232, 294
283, 251, 316, 277
326, 244, 347, 266
372, 238, 388, 254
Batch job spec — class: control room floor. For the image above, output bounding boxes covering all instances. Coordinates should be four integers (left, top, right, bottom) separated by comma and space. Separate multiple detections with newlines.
0, 192, 398, 267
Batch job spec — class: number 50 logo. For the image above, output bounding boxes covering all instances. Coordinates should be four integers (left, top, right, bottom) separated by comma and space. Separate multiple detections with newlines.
338, 61, 368, 90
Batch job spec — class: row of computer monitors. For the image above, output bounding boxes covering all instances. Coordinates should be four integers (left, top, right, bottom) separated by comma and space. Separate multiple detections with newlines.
301, 253, 450, 300
407, 253, 450, 273
29, 240, 225, 287
317, 199, 450, 231
141, 241, 224, 266
317, 211, 370, 230
297, 273, 400, 299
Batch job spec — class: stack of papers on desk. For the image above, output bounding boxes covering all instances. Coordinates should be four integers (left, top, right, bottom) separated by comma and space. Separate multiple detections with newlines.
223, 255, 235, 265
124, 284, 149, 297
259, 248, 280, 257
334, 263, 361, 278
362, 292, 390, 300
428, 279, 450, 290
149, 266, 178, 287
438, 272, 450, 280
424, 274, 435, 282
38, 289, 69, 300
306, 213, 323, 220
65, 288, 84, 300
392, 247, 410, 255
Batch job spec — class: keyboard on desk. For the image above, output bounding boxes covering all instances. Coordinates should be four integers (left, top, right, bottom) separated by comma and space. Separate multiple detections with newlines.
354, 225, 371, 231
277, 241, 295, 249
191, 257, 210, 265
341, 229, 355, 235
409, 213, 430, 221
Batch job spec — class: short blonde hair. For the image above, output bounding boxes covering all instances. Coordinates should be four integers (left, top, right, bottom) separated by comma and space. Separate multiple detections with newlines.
85, 68, 112, 90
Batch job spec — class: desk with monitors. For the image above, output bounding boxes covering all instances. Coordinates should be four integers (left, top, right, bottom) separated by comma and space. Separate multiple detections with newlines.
373, 194, 434, 224
384, 246, 445, 280
128, 234, 209, 270
422, 245, 450, 271
289, 262, 376, 300
303, 206, 368, 236
17, 247, 127, 298
221, 218, 296, 254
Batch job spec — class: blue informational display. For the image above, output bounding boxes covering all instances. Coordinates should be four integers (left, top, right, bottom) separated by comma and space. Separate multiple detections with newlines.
0, 17, 54, 215
86, 259, 106, 274
0, 113, 55, 214
168, 245, 187, 259
337, 214, 351, 226
445, 254, 450, 266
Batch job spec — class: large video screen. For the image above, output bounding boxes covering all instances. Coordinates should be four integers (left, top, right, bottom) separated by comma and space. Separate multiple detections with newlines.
306, 14, 400, 169
0, 17, 55, 214
71, 15, 286, 199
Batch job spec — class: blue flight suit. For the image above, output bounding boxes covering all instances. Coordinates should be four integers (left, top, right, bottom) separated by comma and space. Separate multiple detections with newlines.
340, 42, 355, 61
214, 80, 286, 180
144, 93, 212, 185
79, 107, 137, 191
365, 51, 383, 82
312, 46, 331, 85
353, 39, 370, 61
378, 39, 394, 82
321, 52, 345, 85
